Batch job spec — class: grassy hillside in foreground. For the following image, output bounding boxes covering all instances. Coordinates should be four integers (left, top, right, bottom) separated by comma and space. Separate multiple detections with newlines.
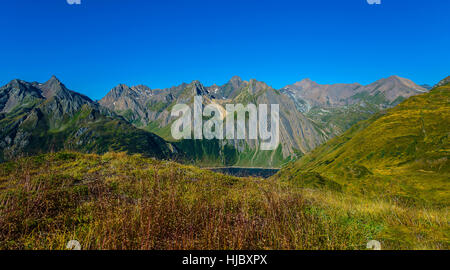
0, 152, 448, 250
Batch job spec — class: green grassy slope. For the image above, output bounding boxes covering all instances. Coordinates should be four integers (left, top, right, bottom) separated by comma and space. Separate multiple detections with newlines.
306, 103, 381, 137
277, 83, 449, 206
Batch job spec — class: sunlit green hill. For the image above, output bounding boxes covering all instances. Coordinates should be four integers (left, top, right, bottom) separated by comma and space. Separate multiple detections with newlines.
276, 79, 450, 206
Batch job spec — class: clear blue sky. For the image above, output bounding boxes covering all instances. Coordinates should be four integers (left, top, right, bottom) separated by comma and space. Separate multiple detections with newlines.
1, 0, 449, 99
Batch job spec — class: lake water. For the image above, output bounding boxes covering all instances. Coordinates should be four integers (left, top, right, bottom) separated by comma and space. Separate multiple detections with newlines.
206, 167, 280, 178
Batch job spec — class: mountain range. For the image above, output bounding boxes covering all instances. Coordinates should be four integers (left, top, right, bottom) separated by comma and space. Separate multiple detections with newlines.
99, 75, 429, 167
0, 75, 433, 167
0, 76, 176, 162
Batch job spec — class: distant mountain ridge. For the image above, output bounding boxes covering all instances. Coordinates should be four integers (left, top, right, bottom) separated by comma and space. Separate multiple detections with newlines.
280, 75, 427, 113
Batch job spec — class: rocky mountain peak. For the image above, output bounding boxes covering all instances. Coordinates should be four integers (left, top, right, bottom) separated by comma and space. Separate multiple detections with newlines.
230, 76, 243, 83
114, 83, 131, 92
249, 79, 270, 93
0, 79, 44, 113
7, 78, 25, 85
434, 76, 450, 88
39, 75, 68, 99
132, 85, 152, 93
106, 84, 138, 99
386, 75, 402, 80
190, 80, 209, 96
366, 75, 428, 97
44, 75, 64, 88
377, 75, 425, 89
48, 75, 61, 82
293, 78, 318, 89
4, 79, 31, 91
